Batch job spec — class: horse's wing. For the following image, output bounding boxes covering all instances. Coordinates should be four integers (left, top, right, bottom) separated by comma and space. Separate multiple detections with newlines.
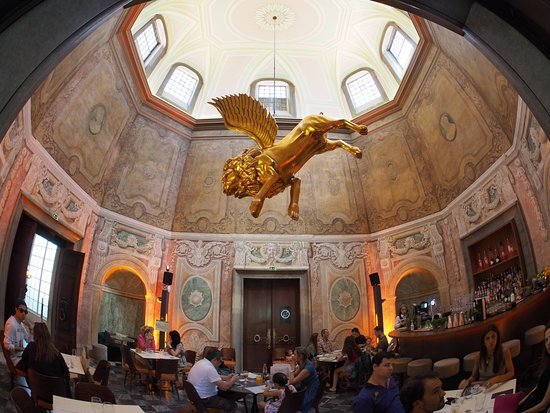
209, 94, 277, 149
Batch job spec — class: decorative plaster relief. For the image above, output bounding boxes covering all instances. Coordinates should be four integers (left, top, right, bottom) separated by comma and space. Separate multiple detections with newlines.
510, 159, 548, 241
388, 230, 430, 255
1, 112, 25, 181
520, 114, 548, 192
173, 240, 233, 282
454, 168, 517, 235
181, 276, 212, 321
22, 156, 92, 235
310, 242, 368, 285
234, 241, 309, 270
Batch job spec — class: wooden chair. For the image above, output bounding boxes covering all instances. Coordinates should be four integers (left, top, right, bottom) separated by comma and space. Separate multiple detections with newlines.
313, 372, 330, 413
153, 358, 180, 399
221, 347, 236, 371
0, 330, 27, 389
92, 359, 111, 385
9, 387, 40, 413
27, 368, 69, 410
75, 382, 117, 403
182, 379, 224, 413
278, 388, 306, 413
121, 346, 149, 389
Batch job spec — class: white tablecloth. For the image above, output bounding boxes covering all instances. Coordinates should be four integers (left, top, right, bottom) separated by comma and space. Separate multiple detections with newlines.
438, 379, 517, 413
53, 395, 144, 412
130, 349, 178, 360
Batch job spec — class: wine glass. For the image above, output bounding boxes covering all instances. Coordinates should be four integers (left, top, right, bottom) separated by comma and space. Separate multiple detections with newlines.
91, 396, 103, 413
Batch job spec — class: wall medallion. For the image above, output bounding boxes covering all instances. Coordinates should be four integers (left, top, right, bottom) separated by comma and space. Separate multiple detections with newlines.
330, 278, 360, 321
181, 276, 212, 321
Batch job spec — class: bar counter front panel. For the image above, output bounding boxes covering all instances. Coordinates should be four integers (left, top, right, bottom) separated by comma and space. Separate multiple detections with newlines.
389, 290, 549, 361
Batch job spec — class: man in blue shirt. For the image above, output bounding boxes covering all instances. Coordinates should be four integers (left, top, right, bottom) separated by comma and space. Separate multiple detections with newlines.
353, 351, 405, 413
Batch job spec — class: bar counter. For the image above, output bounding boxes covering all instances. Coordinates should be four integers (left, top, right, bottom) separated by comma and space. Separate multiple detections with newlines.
389, 289, 549, 361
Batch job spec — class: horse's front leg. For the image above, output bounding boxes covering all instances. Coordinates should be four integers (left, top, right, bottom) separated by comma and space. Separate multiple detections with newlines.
250, 174, 280, 218
326, 139, 363, 159
288, 177, 301, 220
342, 120, 369, 135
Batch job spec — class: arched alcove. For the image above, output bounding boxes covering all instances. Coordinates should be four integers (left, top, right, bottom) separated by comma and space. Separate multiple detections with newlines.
395, 268, 441, 315
98, 268, 146, 338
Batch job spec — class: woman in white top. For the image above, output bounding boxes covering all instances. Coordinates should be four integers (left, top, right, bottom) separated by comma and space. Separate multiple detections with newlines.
394, 304, 408, 329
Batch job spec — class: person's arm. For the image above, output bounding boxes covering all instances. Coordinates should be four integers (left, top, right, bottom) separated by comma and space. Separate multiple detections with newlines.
459, 355, 480, 389
484, 348, 515, 387
215, 374, 238, 391
520, 380, 550, 413
394, 316, 402, 329
289, 365, 311, 386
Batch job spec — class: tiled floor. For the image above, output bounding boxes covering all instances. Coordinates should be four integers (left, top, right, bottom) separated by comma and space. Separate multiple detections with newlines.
0, 357, 357, 412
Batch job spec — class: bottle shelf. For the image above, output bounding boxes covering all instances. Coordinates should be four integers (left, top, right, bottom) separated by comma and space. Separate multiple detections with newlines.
472, 255, 519, 277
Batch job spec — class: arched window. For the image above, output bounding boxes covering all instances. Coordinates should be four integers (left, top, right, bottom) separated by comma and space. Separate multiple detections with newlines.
251, 79, 295, 117
159, 64, 202, 112
133, 15, 167, 75
343, 69, 386, 115
382, 23, 417, 80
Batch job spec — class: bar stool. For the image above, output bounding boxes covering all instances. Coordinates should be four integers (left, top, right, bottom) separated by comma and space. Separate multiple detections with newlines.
463, 351, 479, 373
393, 357, 412, 385
502, 339, 521, 359
434, 358, 460, 388
407, 358, 432, 377
524, 325, 545, 364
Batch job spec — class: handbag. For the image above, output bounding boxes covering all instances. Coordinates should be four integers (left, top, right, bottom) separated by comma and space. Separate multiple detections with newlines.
493, 391, 524, 413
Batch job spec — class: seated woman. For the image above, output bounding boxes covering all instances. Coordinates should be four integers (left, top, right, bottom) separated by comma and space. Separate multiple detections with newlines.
459, 324, 514, 389
289, 346, 319, 413
165, 330, 191, 372
15, 322, 71, 397
306, 333, 318, 360
328, 336, 362, 392
258, 372, 296, 413
518, 324, 550, 412
137, 325, 156, 351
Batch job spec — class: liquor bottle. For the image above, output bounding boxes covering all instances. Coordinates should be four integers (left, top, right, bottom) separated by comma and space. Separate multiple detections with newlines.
483, 250, 489, 268
499, 242, 507, 260
505, 237, 515, 256
262, 363, 268, 382
494, 248, 500, 264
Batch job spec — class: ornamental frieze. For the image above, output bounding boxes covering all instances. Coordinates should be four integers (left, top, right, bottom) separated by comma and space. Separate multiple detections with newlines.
234, 241, 309, 269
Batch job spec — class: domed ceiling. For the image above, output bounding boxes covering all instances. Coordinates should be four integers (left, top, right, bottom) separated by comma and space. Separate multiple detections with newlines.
29, 2, 518, 235
130, 0, 419, 119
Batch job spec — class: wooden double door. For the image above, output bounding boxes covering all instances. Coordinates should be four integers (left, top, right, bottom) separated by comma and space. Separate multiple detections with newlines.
243, 278, 300, 371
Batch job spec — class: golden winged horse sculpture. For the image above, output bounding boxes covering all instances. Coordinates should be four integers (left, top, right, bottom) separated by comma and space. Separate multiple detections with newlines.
209, 94, 368, 220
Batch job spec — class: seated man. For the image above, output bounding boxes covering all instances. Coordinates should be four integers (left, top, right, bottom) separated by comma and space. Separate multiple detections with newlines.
400, 374, 446, 413
373, 326, 389, 353
352, 351, 404, 413
3, 299, 32, 365
187, 348, 239, 413
317, 328, 333, 354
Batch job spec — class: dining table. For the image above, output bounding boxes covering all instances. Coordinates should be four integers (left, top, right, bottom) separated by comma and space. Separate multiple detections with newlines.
53, 395, 145, 412
130, 348, 179, 360
438, 379, 517, 413
315, 350, 344, 386
61, 353, 85, 376
230, 373, 266, 413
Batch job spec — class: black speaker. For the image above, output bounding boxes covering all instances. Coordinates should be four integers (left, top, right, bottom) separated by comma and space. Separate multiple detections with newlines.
369, 272, 380, 286
162, 271, 173, 286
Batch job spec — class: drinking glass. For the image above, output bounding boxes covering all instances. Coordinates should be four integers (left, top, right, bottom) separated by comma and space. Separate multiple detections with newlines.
256, 375, 262, 385
474, 393, 485, 412
451, 398, 461, 413
103, 401, 114, 413
91, 396, 103, 413
242, 370, 249, 380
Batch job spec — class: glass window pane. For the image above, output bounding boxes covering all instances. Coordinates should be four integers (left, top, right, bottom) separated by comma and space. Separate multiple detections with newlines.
347, 71, 382, 110
136, 23, 159, 61
163, 66, 199, 108
389, 30, 414, 71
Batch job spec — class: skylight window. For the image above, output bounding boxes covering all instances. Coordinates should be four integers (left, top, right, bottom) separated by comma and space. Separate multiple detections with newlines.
133, 16, 167, 75
389, 30, 415, 71
382, 24, 417, 80
252, 79, 295, 117
345, 70, 384, 113
160, 64, 202, 111
136, 24, 159, 62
